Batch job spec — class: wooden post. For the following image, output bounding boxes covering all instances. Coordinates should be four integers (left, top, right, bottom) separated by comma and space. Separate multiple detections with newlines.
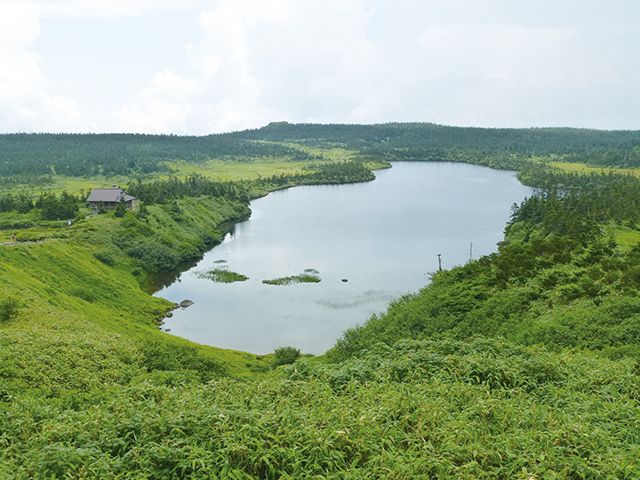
437, 253, 442, 272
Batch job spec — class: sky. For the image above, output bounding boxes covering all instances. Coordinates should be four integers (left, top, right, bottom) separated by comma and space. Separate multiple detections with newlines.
1, 0, 639, 135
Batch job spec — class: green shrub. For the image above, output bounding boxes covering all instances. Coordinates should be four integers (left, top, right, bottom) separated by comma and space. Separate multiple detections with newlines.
15, 231, 48, 242
127, 241, 180, 272
138, 341, 228, 382
0, 296, 20, 322
93, 246, 119, 266
68, 287, 97, 303
273, 346, 301, 366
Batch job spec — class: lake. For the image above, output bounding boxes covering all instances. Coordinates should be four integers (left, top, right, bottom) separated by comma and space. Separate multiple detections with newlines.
154, 162, 534, 354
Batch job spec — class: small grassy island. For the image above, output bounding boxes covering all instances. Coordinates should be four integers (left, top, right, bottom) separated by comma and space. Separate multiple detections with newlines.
262, 269, 321, 285
194, 266, 250, 283
3, 123, 640, 477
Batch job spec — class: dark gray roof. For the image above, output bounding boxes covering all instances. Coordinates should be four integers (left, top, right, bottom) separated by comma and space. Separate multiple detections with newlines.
87, 188, 136, 203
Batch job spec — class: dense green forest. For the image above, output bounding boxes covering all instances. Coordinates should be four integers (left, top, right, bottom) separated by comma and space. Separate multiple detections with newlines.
2, 122, 640, 180
234, 121, 640, 167
3, 123, 640, 478
0, 133, 319, 178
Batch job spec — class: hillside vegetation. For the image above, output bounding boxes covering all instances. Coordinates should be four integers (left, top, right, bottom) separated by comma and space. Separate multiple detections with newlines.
2, 123, 640, 478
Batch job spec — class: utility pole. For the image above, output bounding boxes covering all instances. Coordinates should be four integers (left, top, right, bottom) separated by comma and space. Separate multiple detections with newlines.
469, 242, 473, 262
437, 253, 442, 272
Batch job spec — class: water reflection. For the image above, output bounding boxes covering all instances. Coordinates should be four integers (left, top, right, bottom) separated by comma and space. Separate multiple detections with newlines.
154, 162, 533, 355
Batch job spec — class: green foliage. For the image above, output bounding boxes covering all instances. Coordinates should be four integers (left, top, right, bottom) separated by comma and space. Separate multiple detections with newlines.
194, 267, 249, 283
35, 191, 80, 220
0, 311, 145, 404
328, 236, 640, 360
263, 269, 321, 285
68, 286, 97, 303
3, 339, 640, 478
508, 168, 640, 244
5, 124, 640, 478
237, 121, 640, 159
127, 173, 251, 205
0, 296, 21, 322
302, 160, 375, 183
92, 245, 120, 266
0, 132, 317, 177
0, 192, 33, 213
114, 196, 127, 217
76, 196, 251, 274
138, 341, 228, 382
0, 210, 36, 231
127, 240, 181, 271
273, 346, 301, 366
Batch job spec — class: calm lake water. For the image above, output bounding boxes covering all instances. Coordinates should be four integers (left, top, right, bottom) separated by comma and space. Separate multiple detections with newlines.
154, 162, 534, 355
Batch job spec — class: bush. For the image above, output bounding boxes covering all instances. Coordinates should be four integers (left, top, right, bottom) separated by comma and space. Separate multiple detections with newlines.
138, 341, 228, 382
0, 296, 21, 322
68, 287, 96, 303
93, 246, 119, 266
273, 346, 301, 366
127, 241, 180, 272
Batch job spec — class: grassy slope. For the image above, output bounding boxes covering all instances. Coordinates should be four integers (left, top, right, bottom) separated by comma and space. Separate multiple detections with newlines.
3, 338, 640, 478
0, 194, 270, 378
4, 141, 640, 477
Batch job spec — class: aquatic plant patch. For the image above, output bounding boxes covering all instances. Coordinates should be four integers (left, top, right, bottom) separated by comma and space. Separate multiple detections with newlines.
263, 269, 321, 286
194, 267, 249, 283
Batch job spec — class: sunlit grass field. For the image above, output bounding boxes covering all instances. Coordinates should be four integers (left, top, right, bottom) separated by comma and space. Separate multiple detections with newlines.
611, 227, 640, 248
548, 160, 640, 176
0, 142, 377, 200
0, 158, 318, 196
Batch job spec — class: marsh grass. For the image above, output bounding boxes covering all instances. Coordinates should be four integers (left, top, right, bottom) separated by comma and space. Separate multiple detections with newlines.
194, 266, 249, 283
262, 268, 321, 286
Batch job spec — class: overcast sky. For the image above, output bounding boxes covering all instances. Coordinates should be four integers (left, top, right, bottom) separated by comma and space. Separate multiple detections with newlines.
1, 0, 639, 135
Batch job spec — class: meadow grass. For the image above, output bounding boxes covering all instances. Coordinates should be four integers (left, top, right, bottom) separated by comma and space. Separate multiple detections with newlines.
167, 157, 316, 182
2, 338, 640, 478
0, 146, 355, 196
611, 227, 640, 248
548, 160, 640, 176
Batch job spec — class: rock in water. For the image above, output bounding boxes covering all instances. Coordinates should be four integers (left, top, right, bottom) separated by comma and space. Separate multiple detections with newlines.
180, 299, 195, 308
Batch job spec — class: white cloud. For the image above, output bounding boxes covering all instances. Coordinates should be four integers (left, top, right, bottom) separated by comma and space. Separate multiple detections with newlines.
113, 0, 381, 133
411, 22, 628, 127
31, 0, 212, 19
113, 71, 200, 133
2, 0, 640, 133
112, 0, 271, 134
0, 1, 83, 132
417, 23, 613, 89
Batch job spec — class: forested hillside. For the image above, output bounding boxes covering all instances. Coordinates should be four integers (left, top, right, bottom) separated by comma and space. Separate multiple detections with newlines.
234, 121, 640, 167
0, 133, 318, 178
2, 124, 640, 478
2, 122, 640, 181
